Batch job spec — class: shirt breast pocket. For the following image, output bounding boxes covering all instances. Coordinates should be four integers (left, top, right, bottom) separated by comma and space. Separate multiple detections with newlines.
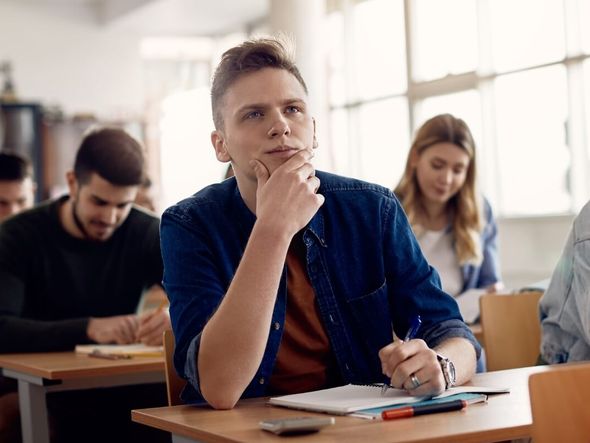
346, 280, 392, 353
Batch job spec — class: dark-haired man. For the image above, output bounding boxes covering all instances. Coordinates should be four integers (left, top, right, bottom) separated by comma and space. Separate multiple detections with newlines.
0, 151, 35, 223
161, 37, 479, 410
0, 127, 169, 442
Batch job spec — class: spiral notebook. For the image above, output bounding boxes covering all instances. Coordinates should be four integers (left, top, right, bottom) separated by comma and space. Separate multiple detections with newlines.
268, 383, 509, 415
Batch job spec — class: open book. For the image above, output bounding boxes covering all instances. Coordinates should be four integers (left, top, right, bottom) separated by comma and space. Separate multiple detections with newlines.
269, 383, 509, 415
75, 344, 163, 358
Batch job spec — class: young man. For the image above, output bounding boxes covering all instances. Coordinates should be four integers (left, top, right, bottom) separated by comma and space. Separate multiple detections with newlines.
0, 127, 170, 442
0, 151, 35, 223
161, 37, 479, 409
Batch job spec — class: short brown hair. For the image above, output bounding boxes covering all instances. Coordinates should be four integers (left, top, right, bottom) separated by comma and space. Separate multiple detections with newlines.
210, 36, 308, 130
74, 127, 145, 186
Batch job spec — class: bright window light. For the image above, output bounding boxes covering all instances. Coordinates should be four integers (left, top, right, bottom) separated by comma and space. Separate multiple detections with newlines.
490, 0, 565, 73
159, 88, 227, 211
494, 66, 570, 215
412, 0, 478, 81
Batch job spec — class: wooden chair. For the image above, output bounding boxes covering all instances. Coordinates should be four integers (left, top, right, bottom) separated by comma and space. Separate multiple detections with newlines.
529, 363, 590, 443
479, 291, 543, 371
163, 329, 186, 406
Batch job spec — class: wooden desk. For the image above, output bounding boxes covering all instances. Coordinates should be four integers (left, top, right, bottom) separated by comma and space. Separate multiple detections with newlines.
132, 365, 550, 443
0, 352, 165, 443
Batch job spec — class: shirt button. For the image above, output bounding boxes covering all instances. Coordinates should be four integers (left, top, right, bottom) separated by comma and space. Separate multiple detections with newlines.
259, 377, 265, 385
273, 322, 281, 330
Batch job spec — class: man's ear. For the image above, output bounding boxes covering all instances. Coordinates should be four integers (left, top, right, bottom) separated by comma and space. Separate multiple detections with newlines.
211, 131, 231, 163
65, 170, 78, 197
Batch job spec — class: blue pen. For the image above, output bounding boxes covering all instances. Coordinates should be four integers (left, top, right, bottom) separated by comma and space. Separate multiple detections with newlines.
381, 315, 422, 396
404, 315, 422, 342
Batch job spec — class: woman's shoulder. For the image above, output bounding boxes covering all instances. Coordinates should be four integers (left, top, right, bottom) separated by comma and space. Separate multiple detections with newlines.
480, 196, 495, 222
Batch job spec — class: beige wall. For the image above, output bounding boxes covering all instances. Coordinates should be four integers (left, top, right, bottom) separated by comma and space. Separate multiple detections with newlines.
497, 214, 574, 290
0, 1, 143, 118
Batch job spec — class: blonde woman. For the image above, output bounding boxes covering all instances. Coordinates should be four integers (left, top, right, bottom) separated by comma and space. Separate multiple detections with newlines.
395, 114, 502, 300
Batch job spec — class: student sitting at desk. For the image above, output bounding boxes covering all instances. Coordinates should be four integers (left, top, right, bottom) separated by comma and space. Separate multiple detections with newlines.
539, 199, 590, 364
0, 128, 170, 443
395, 114, 502, 302
160, 36, 480, 410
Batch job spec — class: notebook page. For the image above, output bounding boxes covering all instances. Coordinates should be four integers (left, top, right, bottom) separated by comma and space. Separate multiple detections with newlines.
268, 383, 509, 415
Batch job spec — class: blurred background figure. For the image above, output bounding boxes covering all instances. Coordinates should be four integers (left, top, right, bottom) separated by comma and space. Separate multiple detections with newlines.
134, 176, 156, 212
0, 151, 35, 222
395, 114, 503, 373
395, 113, 503, 299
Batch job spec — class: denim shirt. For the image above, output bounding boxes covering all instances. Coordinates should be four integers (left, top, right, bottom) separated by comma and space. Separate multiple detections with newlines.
540, 200, 590, 363
460, 198, 502, 292
160, 171, 481, 404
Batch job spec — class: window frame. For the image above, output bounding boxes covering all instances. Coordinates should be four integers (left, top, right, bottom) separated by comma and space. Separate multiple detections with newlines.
327, 0, 590, 217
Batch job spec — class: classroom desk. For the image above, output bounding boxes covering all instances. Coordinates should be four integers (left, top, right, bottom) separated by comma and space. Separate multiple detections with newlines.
0, 351, 165, 443
131, 365, 550, 443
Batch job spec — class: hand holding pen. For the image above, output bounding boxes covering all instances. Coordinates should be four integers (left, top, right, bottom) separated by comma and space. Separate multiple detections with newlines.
380, 315, 422, 396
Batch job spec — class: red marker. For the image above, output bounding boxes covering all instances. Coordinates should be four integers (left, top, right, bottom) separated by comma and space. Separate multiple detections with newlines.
382, 399, 467, 420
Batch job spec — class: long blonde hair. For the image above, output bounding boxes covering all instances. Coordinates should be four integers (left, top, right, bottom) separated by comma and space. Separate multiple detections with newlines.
395, 114, 483, 266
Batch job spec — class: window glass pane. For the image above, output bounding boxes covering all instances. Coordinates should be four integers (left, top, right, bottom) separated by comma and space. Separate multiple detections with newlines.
490, 0, 565, 72
357, 98, 409, 188
352, 0, 406, 99
412, 0, 478, 81
329, 108, 351, 176
494, 66, 570, 215
326, 11, 347, 107
160, 88, 226, 210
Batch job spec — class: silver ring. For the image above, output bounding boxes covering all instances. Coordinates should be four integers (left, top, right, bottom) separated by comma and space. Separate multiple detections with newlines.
410, 374, 421, 389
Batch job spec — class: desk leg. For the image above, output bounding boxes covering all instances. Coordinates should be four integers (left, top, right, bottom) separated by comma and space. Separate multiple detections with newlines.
18, 379, 50, 443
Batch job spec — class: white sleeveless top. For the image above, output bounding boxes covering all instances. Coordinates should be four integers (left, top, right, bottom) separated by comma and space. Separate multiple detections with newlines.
417, 228, 463, 297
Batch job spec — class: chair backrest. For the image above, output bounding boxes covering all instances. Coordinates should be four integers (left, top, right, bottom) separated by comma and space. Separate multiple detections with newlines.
163, 329, 186, 406
479, 291, 543, 371
529, 363, 590, 443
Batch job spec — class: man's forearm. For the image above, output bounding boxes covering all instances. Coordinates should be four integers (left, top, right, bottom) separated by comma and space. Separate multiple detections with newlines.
198, 221, 293, 409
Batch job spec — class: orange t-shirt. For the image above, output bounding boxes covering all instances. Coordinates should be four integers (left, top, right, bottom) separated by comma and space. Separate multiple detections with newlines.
268, 238, 341, 395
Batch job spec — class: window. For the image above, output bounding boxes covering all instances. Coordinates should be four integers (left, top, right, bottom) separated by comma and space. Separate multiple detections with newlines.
358, 98, 409, 188
412, 0, 478, 81
327, 0, 408, 187
489, 0, 565, 73
328, 0, 590, 216
352, 0, 406, 99
494, 66, 570, 215
144, 34, 246, 210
